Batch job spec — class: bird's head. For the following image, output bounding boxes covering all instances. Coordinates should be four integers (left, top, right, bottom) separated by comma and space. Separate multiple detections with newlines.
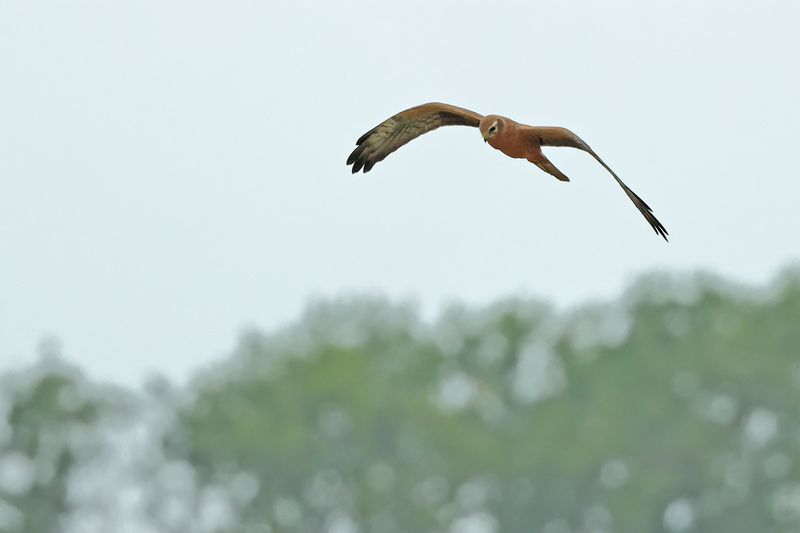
479, 115, 503, 143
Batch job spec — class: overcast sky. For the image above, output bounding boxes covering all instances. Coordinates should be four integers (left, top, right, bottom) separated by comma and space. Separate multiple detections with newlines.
1, 0, 798, 387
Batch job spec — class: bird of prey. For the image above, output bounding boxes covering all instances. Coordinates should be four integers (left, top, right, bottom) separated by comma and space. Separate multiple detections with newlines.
347, 102, 668, 240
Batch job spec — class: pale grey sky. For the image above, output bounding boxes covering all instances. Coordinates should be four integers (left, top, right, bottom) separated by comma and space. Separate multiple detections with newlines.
1, 0, 798, 386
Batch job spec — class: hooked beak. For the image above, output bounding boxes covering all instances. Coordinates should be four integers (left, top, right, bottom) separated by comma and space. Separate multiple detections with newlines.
482, 134, 488, 143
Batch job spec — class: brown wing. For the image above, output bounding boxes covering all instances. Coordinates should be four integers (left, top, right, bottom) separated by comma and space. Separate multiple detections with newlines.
522, 126, 669, 241
347, 102, 483, 173
528, 152, 571, 182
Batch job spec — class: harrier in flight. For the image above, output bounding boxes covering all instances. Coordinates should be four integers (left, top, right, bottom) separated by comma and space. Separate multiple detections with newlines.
347, 102, 668, 240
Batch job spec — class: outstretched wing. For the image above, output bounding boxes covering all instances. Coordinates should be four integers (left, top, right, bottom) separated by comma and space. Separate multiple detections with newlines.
347, 102, 483, 173
523, 126, 669, 241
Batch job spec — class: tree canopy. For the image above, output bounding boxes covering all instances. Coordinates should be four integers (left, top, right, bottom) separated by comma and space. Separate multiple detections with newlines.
2, 268, 800, 532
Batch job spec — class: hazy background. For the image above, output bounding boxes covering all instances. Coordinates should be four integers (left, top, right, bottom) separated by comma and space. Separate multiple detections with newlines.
2, 0, 798, 386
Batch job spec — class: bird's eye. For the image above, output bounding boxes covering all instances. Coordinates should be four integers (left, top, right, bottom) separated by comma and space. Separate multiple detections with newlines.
489, 126, 496, 133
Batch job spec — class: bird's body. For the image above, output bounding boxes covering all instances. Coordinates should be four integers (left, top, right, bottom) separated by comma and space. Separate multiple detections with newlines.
482, 115, 530, 159
347, 102, 668, 240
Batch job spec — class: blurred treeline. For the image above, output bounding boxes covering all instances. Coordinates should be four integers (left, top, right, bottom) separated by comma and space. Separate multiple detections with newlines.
2, 268, 800, 533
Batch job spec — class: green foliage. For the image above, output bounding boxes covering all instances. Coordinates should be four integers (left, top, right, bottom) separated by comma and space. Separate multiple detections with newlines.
0, 352, 105, 533
162, 270, 800, 533
3, 269, 800, 532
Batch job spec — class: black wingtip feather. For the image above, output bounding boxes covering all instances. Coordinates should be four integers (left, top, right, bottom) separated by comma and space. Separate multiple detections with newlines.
355, 126, 377, 146
347, 139, 371, 172
646, 209, 669, 242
